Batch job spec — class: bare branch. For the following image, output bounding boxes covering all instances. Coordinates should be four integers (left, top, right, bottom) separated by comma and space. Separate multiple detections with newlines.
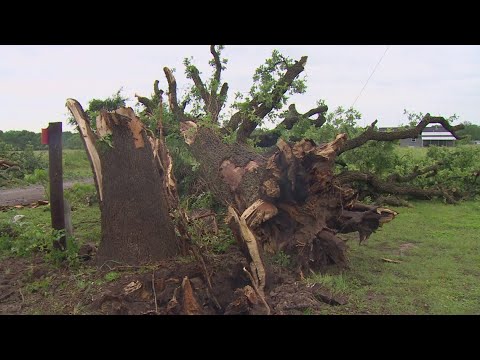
180, 97, 190, 112
339, 114, 465, 155
279, 104, 301, 129
224, 112, 243, 133
186, 48, 228, 124
190, 66, 210, 105
135, 93, 155, 115
280, 104, 328, 130
153, 80, 161, 97
218, 82, 229, 107
236, 56, 308, 143
253, 103, 328, 148
387, 162, 444, 183
304, 105, 328, 118
156, 91, 164, 137
163, 67, 194, 123
313, 113, 327, 128
163, 67, 179, 114
336, 170, 458, 204
210, 45, 222, 88
185, 56, 228, 123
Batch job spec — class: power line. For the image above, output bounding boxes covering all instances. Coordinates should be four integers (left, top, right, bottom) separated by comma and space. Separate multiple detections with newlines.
351, 45, 390, 109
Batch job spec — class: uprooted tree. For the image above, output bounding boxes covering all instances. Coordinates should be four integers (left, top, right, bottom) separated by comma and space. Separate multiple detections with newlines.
139, 46, 470, 292
67, 46, 469, 303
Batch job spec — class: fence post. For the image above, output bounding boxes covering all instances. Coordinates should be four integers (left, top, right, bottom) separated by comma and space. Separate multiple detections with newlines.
48, 122, 66, 250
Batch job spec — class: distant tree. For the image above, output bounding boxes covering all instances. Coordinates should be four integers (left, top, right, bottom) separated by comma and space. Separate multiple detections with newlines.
458, 121, 480, 141
0, 130, 45, 150
63, 131, 83, 149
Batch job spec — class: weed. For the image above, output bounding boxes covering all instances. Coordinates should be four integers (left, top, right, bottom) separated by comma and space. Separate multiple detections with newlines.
24, 169, 49, 198
271, 251, 292, 267
104, 271, 121, 282
76, 279, 88, 290
25, 276, 52, 296
187, 220, 236, 254
306, 273, 348, 294
64, 183, 97, 208
303, 308, 314, 315
46, 236, 81, 268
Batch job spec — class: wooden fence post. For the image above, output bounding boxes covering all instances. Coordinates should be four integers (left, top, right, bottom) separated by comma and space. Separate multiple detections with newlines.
48, 122, 66, 250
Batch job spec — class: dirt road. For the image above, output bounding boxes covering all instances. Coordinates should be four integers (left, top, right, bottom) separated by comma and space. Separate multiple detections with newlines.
0, 179, 94, 206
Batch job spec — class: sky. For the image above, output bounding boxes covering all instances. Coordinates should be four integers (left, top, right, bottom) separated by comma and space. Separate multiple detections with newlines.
0, 45, 479, 132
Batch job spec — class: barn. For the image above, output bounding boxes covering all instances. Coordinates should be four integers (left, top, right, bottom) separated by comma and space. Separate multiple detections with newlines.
379, 125, 456, 147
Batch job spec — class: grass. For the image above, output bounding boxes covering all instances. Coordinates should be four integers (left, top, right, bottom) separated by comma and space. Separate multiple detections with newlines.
307, 200, 480, 314
104, 271, 121, 282
0, 205, 100, 247
33, 149, 92, 180
395, 146, 428, 161
62, 149, 92, 179
0, 184, 101, 253
1, 150, 92, 189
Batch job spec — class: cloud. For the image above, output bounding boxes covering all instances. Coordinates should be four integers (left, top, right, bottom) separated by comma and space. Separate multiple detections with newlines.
0, 45, 479, 132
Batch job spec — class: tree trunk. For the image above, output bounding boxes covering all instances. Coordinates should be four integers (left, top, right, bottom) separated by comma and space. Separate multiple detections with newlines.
67, 100, 179, 265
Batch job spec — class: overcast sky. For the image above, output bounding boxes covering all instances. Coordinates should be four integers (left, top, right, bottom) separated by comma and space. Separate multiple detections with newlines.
0, 45, 479, 132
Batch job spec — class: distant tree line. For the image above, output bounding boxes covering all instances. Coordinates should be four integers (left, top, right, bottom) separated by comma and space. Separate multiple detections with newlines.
458, 122, 480, 141
0, 130, 83, 150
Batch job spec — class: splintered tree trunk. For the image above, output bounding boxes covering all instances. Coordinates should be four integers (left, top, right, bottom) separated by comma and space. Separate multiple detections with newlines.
67, 100, 178, 265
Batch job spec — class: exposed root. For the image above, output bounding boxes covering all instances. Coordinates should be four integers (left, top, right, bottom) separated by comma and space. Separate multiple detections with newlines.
242, 267, 271, 315
181, 276, 202, 315
227, 206, 266, 297
152, 270, 158, 314
190, 246, 222, 311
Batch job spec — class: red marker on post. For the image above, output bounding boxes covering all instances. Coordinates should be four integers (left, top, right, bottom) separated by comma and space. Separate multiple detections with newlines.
41, 128, 49, 145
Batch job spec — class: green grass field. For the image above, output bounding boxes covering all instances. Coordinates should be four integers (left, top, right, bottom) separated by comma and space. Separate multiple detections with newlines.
309, 200, 480, 314
34, 149, 92, 180
0, 182, 100, 255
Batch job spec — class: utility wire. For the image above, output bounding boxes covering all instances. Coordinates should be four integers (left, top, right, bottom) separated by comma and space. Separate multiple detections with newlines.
351, 45, 390, 109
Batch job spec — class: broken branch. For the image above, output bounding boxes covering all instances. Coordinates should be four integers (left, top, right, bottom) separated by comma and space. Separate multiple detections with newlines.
336, 170, 458, 203
66, 99, 103, 202
163, 67, 195, 123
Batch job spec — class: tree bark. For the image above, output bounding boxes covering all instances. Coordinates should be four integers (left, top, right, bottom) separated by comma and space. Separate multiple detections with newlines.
66, 100, 179, 265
